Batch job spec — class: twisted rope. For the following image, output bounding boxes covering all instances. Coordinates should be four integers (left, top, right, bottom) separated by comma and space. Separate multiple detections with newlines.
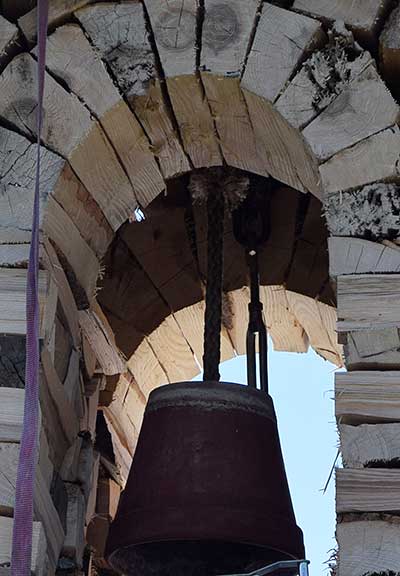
203, 190, 225, 382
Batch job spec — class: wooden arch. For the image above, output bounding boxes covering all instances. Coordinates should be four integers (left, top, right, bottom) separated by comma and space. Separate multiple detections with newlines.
0, 1, 400, 575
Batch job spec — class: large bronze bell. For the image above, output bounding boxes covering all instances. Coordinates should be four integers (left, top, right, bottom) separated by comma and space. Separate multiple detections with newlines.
105, 381, 304, 575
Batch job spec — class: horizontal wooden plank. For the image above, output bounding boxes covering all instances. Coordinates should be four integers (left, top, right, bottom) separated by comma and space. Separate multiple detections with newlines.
337, 468, 400, 513
0, 517, 47, 576
329, 237, 400, 277
336, 371, 400, 424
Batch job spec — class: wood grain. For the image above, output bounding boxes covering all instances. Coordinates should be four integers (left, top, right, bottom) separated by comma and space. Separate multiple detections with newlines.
337, 468, 400, 513
340, 423, 400, 468
329, 237, 400, 277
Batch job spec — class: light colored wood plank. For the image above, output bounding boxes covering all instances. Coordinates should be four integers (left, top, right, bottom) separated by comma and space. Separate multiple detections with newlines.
79, 309, 125, 376
337, 468, 400, 513
85, 450, 100, 526
336, 371, 400, 424
0, 517, 47, 576
76, 2, 190, 180
18, 0, 94, 42
329, 237, 400, 277
146, 315, 199, 383
0, 54, 137, 230
276, 48, 372, 130
344, 330, 400, 371
242, 90, 321, 196
0, 443, 65, 569
102, 404, 136, 486
201, 75, 268, 175
337, 516, 400, 576
340, 423, 400, 468
337, 274, 400, 331
44, 196, 99, 303
43, 24, 164, 208
127, 337, 169, 399
303, 62, 400, 161
321, 126, 400, 194
286, 291, 342, 365
242, 3, 324, 102
261, 286, 309, 353
60, 437, 83, 483
0, 268, 49, 336
173, 301, 235, 369
325, 183, 400, 239
293, 0, 393, 47
0, 244, 30, 267
0, 388, 26, 442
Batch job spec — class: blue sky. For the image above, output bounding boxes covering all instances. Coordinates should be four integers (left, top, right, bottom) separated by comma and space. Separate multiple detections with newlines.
194, 344, 340, 575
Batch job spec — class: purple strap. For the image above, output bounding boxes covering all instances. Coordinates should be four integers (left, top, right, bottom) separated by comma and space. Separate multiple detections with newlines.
11, 2, 48, 575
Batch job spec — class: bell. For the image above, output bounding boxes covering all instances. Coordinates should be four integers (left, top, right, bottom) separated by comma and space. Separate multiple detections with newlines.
106, 381, 304, 575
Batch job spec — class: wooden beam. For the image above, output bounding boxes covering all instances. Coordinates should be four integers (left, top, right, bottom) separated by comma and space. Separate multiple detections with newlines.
337, 274, 400, 331
76, 2, 190, 180
0, 54, 137, 231
303, 62, 399, 161
144, 0, 222, 169
242, 3, 324, 103
329, 237, 400, 277
340, 423, 400, 468
321, 126, 400, 194
62, 483, 85, 569
0, 15, 18, 66
0, 517, 47, 576
293, 0, 393, 48
43, 24, 164, 208
335, 371, 400, 424
337, 516, 400, 576
127, 337, 169, 399
18, 0, 94, 43
79, 310, 125, 376
0, 388, 25, 442
337, 468, 400, 513
380, 3, 400, 101
325, 183, 400, 239
344, 329, 400, 371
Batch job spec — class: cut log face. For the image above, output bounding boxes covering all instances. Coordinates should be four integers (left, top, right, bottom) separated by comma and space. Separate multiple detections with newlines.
0, 517, 47, 576
329, 237, 400, 277
337, 516, 400, 576
303, 62, 400, 161
325, 183, 400, 240
76, 2, 191, 180
340, 423, 400, 468
337, 468, 400, 513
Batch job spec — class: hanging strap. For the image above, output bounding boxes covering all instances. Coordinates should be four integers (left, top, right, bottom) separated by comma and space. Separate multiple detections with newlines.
11, 2, 48, 575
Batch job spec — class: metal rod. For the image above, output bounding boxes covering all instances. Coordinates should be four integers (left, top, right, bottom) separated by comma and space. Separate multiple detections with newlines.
247, 250, 268, 394
222, 559, 310, 576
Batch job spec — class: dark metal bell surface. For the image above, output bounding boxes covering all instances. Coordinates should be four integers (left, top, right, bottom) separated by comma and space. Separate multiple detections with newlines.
106, 381, 304, 576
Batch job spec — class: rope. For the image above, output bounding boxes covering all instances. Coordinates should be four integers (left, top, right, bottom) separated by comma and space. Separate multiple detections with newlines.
202, 190, 225, 382
11, 2, 48, 575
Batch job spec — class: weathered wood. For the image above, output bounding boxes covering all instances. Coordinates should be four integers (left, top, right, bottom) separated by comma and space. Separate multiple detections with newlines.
0, 388, 25, 442
0, 336, 26, 389
120, 196, 203, 313
43, 24, 164, 208
44, 196, 100, 303
60, 437, 83, 483
325, 183, 400, 240
0, 442, 65, 569
337, 468, 400, 513
0, 268, 49, 336
344, 329, 400, 371
337, 274, 400, 332
242, 90, 321, 196
85, 450, 100, 525
144, 0, 222, 168
0, 127, 64, 243
0, 15, 18, 66
96, 477, 120, 521
146, 315, 199, 383
293, 0, 394, 48
62, 483, 85, 569
303, 62, 399, 161
0, 54, 137, 230
380, 3, 400, 101
76, 2, 191, 180
0, 517, 47, 576
276, 42, 372, 130
337, 516, 400, 576
79, 310, 125, 376
321, 126, 400, 194
329, 237, 400, 277
18, 0, 94, 42
242, 3, 324, 103
38, 429, 54, 491
1, 0, 34, 21
340, 423, 400, 468
336, 371, 400, 424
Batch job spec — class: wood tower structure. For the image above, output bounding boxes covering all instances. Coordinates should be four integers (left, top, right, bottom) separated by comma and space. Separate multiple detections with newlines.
0, 0, 400, 574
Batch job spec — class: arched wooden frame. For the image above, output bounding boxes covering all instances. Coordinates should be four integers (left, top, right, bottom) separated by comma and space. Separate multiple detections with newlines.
0, 1, 400, 575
